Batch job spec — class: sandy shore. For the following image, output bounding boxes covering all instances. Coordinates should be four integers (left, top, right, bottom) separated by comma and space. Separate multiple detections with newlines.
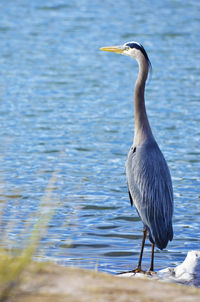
7, 263, 200, 302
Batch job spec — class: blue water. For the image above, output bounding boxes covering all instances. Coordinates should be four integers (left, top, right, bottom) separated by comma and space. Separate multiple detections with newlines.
0, 0, 200, 274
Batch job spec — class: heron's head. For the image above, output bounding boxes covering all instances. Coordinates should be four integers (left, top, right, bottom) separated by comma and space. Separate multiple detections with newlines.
100, 41, 152, 72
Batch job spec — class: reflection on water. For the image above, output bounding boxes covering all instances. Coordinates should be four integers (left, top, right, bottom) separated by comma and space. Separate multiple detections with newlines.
0, 0, 200, 273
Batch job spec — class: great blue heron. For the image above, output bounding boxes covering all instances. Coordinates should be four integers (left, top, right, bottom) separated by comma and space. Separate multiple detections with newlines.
100, 42, 173, 273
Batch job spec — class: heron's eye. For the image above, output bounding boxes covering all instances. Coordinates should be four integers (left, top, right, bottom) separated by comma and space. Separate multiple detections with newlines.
125, 46, 130, 51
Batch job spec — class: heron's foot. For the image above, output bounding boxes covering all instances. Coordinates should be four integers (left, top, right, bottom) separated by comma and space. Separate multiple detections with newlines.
130, 267, 146, 274
117, 266, 145, 275
125, 266, 146, 274
145, 270, 156, 276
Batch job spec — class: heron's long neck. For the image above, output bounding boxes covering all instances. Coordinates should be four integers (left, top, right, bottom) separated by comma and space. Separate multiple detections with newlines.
133, 55, 153, 145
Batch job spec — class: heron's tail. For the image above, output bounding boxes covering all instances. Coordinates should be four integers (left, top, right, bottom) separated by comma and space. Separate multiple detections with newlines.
148, 223, 173, 250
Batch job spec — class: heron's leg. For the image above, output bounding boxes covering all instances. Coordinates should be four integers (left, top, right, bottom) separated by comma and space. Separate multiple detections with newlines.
146, 243, 156, 275
149, 243, 155, 271
117, 227, 147, 275
137, 226, 147, 270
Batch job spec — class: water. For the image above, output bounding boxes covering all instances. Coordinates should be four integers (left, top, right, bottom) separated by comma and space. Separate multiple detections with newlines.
0, 0, 199, 274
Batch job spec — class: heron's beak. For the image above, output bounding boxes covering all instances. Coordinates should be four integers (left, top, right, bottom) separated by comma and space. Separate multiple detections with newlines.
100, 46, 124, 54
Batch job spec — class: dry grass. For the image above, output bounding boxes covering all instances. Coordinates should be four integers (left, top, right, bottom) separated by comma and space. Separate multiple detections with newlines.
9, 264, 200, 302
0, 173, 57, 301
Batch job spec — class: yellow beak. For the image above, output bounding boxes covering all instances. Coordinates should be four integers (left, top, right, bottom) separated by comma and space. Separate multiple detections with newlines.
100, 46, 124, 54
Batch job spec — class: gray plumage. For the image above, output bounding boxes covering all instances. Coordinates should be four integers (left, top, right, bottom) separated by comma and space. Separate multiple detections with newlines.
126, 137, 173, 250
100, 41, 174, 271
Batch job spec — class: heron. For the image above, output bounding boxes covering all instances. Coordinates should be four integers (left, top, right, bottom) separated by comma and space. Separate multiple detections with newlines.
100, 41, 173, 273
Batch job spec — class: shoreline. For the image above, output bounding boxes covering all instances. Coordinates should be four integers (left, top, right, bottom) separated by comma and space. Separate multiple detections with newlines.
6, 261, 200, 302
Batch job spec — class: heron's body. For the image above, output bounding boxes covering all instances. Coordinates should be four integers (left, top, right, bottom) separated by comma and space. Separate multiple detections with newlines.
100, 41, 174, 272
126, 138, 173, 250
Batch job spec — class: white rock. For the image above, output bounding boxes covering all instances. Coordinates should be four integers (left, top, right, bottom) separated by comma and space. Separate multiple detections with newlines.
158, 250, 200, 286
118, 250, 200, 287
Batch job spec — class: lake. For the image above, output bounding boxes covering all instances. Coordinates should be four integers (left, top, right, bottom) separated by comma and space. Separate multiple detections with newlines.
0, 0, 199, 273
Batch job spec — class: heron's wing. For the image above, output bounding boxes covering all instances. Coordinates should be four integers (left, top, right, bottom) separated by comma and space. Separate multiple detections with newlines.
128, 190, 134, 206
126, 140, 173, 250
